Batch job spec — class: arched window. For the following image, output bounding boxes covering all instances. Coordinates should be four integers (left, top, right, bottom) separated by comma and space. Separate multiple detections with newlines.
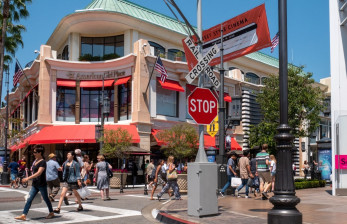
229, 67, 244, 74
148, 41, 165, 57
62, 45, 69, 60
244, 72, 260, 85
168, 49, 186, 62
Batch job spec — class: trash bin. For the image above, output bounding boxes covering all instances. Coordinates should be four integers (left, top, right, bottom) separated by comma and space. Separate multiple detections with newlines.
206, 148, 217, 163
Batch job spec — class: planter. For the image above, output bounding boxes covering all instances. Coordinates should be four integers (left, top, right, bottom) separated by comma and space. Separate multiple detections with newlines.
177, 173, 188, 193
110, 172, 128, 188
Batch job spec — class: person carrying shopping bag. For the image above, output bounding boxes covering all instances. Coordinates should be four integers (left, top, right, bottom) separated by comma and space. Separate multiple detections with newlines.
15, 145, 54, 221
157, 156, 181, 201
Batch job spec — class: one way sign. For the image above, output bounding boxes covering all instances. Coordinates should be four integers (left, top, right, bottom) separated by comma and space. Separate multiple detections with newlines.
185, 43, 220, 88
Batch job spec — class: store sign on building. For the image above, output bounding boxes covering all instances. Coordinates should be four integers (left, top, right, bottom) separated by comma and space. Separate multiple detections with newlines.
335, 155, 347, 169
182, 4, 271, 70
57, 67, 132, 80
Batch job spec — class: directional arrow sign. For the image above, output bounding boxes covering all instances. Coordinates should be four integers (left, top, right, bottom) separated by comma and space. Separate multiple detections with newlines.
185, 44, 220, 88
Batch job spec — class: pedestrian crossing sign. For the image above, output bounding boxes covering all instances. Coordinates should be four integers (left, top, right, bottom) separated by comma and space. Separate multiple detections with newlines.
207, 116, 219, 137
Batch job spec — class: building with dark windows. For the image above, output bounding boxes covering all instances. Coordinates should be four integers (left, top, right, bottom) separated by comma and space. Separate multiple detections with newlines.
0, 0, 313, 173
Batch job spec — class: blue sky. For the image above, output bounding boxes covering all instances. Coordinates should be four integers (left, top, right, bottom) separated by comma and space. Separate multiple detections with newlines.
1, 0, 330, 102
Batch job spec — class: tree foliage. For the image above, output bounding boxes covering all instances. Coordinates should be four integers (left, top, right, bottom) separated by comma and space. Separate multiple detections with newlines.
249, 65, 326, 154
100, 128, 132, 159
157, 123, 199, 160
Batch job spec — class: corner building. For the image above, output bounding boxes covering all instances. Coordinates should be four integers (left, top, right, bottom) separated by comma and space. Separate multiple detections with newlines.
1, 0, 285, 168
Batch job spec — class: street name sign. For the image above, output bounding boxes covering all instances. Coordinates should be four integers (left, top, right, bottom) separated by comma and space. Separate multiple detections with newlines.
185, 45, 220, 88
207, 115, 219, 137
188, 88, 218, 125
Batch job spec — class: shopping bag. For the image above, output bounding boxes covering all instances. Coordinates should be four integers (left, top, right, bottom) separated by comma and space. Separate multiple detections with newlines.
24, 192, 42, 205
167, 169, 178, 180
77, 186, 92, 198
247, 178, 253, 187
231, 177, 242, 187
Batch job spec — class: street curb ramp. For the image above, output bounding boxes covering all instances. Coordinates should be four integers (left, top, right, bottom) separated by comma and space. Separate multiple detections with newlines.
154, 209, 198, 224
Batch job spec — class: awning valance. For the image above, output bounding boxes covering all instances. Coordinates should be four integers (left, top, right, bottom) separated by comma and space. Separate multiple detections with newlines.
30, 124, 140, 145
115, 76, 131, 85
57, 79, 76, 87
11, 134, 37, 152
30, 125, 97, 144
80, 80, 114, 88
157, 78, 184, 92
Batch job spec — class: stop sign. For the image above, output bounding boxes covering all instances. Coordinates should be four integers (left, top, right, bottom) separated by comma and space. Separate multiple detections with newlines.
188, 88, 218, 125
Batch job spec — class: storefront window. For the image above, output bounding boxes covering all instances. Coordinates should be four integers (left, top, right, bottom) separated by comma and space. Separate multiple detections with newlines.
80, 35, 124, 61
157, 82, 178, 117
56, 87, 76, 122
80, 87, 114, 122
118, 81, 131, 120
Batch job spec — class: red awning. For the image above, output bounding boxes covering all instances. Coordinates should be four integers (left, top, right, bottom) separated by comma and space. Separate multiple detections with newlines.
230, 137, 242, 150
30, 125, 97, 144
157, 78, 184, 92
115, 76, 131, 85
80, 80, 114, 88
104, 125, 140, 143
57, 79, 76, 87
152, 129, 165, 146
224, 93, 232, 102
10, 134, 37, 152
204, 135, 216, 148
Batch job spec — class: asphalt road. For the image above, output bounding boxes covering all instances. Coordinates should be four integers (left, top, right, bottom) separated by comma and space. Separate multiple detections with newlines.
0, 185, 159, 224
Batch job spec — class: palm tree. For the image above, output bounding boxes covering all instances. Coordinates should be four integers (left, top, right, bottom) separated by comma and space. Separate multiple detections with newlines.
0, 0, 31, 103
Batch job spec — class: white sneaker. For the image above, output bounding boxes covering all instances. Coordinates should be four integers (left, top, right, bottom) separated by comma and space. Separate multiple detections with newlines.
245, 196, 249, 198
235, 190, 239, 197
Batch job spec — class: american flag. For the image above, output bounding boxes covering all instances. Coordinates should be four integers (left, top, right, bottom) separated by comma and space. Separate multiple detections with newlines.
271, 32, 279, 53
13, 61, 24, 86
155, 56, 168, 83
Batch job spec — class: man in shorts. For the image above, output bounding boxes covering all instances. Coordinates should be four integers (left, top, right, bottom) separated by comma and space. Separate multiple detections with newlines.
256, 144, 271, 200
8, 160, 20, 188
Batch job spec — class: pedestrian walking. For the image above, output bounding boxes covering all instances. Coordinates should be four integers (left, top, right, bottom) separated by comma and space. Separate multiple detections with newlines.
150, 159, 164, 200
249, 153, 258, 196
157, 156, 181, 201
15, 145, 54, 221
269, 155, 276, 192
53, 151, 83, 214
82, 155, 92, 186
46, 153, 62, 202
8, 159, 20, 189
146, 159, 155, 189
235, 150, 253, 198
219, 152, 238, 197
95, 154, 112, 200
256, 144, 271, 200
303, 160, 309, 180
75, 149, 84, 170
18, 156, 27, 178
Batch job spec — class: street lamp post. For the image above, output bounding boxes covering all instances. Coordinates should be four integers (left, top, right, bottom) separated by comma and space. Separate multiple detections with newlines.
268, 0, 302, 223
1, 68, 10, 185
99, 76, 110, 151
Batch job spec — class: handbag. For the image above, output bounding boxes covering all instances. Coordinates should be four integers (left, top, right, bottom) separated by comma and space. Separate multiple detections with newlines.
106, 162, 113, 178
24, 192, 42, 205
247, 178, 253, 187
231, 177, 242, 187
167, 169, 178, 180
77, 186, 91, 199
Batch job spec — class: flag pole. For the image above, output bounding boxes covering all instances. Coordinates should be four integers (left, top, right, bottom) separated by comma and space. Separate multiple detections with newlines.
15, 58, 39, 100
144, 52, 160, 94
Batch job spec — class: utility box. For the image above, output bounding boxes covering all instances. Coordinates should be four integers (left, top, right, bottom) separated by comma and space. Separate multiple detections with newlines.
188, 162, 218, 217
230, 96, 242, 122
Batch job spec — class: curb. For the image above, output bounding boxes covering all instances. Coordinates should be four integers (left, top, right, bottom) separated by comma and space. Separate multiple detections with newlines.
0, 185, 10, 188
153, 209, 198, 224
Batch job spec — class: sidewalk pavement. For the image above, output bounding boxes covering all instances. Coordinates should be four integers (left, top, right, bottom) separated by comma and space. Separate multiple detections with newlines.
154, 186, 347, 224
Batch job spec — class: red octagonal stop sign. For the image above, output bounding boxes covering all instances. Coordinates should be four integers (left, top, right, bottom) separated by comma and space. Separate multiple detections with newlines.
188, 87, 218, 125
